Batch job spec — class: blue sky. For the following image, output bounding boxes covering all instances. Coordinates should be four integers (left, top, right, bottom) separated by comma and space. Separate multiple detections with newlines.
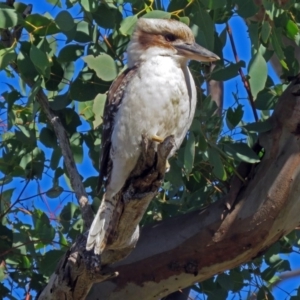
0, 1, 299, 299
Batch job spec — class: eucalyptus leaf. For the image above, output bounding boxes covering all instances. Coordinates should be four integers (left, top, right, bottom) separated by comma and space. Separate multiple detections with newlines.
224, 143, 260, 163
248, 52, 267, 99
0, 47, 16, 70
93, 93, 106, 128
208, 147, 226, 180
82, 54, 117, 81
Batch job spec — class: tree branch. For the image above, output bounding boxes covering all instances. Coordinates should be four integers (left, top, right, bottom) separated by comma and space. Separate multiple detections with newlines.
87, 75, 300, 299
38, 136, 175, 299
226, 23, 258, 121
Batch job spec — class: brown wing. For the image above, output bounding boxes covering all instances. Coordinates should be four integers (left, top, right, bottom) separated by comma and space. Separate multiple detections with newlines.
97, 66, 138, 194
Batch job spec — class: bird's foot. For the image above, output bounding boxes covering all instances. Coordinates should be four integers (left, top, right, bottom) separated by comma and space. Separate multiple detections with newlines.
165, 159, 170, 172
151, 135, 164, 143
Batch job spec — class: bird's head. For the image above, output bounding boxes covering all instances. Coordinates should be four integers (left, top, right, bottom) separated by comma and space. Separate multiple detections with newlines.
127, 18, 220, 67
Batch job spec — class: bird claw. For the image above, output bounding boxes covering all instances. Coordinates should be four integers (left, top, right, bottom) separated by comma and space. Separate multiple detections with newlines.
165, 160, 170, 172
151, 135, 164, 143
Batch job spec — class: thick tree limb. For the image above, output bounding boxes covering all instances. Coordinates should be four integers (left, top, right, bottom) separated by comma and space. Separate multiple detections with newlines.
37, 136, 175, 299
87, 75, 300, 299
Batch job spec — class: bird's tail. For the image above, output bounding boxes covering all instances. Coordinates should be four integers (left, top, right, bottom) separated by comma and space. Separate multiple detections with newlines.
86, 194, 116, 254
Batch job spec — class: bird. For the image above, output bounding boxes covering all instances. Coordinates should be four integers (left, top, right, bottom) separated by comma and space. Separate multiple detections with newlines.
86, 18, 220, 254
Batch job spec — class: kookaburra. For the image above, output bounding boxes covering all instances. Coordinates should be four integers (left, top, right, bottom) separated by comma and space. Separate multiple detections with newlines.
86, 18, 220, 254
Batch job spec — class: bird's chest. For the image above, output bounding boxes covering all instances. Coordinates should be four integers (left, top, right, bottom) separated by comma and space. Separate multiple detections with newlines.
112, 58, 196, 155
138, 62, 192, 131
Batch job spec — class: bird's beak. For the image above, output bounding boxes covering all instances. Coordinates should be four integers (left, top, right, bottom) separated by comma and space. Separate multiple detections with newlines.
174, 42, 220, 62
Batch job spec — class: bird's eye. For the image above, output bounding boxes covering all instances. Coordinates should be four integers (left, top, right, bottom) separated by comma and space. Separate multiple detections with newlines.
164, 33, 176, 42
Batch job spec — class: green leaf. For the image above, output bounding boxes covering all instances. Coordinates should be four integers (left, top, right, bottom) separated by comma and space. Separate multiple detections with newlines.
190, 8, 215, 51
13, 2, 27, 13
32, 209, 55, 241
71, 145, 83, 163
184, 132, 195, 174
20, 255, 31, 269
243, 119, 272, 133
66, 21, 93, 43
58, 61, 75, 91
60, 202, 80, 233
82, 54, 117, 81
226, 105, 244, 130
261, 21, 271, 43
286, 19, 299, 40
44, 56, 64, 91
49, 92, 71, 110
271, 28, 287, 70
0, 263, 7, 281
59, 231, 68, 247
211, 61, 245, 81
229, 269, 245, 292
207, 0, 226, 9
235, 0, 259, 18
248, 52, 267, 99
0, 283, 9, 297
28, 77, 42, 103
46, 0, 62, 7
50, 147, 62, 170
70, 76, 99, 102
198, 130, 208, 152
24, 14, 60, 36
56, 108, 82, 136
143, 10, 171, 19
92, 4, 122, 29
16, 125, 30, 138
0, 224, 13, 252
40, 127, 57, 148
30, 44, 51, 77
55, 10, 75, 32
224, 143, 260, 163
79, 101, 94, 120
217, 273, 234, 291
120, 15, 138, 36
0, 7, 21, 28
17, 50, 38, 80
39, 250, 65, 276
80, 0, 98, 12
179, 16, 189, 25
0, 47, 16, 70
262, 0, 278, 21
60, 202, 79, 222
208, 147, 226, 180
58, 44, 84, 62
92, 93, 106, 128
255, 90, 278, 110
30, 273, 47, 293
46, 186, 63, 198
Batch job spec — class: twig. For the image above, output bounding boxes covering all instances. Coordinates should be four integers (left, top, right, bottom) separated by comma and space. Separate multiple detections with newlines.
270, 268, 300, 289
0, 180, 29, 218
226, 23, 259, 122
